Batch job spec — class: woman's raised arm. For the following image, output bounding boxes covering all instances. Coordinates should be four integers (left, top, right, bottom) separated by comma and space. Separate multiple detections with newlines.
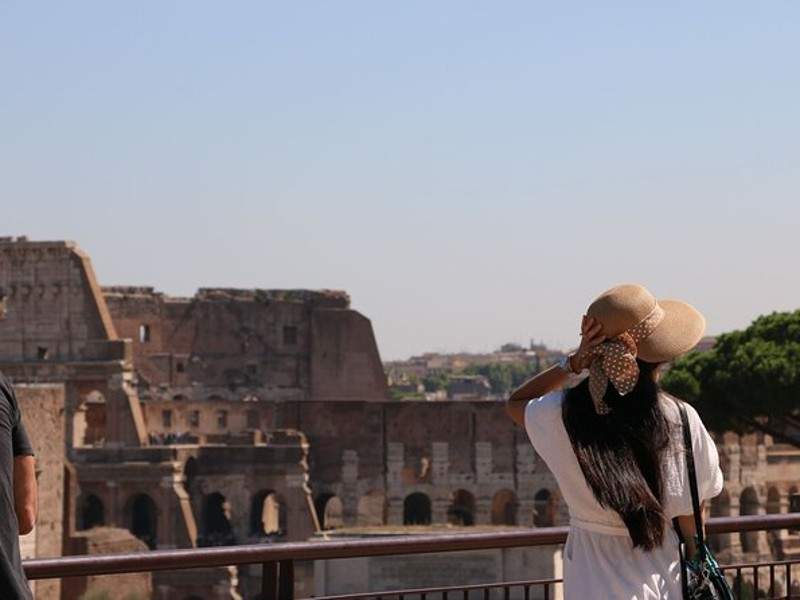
505, 316, 605, 427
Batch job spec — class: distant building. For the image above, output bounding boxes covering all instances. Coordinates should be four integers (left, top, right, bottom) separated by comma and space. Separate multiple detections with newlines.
446, 375, 491, 401
385, 343, 566, 386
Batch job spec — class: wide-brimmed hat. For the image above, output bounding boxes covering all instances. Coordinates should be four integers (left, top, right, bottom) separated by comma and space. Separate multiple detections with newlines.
583, 284, 705, 413
586, 283, 705, 364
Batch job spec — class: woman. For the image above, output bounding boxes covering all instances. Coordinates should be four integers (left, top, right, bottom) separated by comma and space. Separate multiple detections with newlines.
506, 284, 723, 600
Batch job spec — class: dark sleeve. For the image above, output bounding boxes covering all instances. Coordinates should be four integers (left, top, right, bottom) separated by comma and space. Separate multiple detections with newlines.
12, 416, 34, 457
0, 374, 35, 457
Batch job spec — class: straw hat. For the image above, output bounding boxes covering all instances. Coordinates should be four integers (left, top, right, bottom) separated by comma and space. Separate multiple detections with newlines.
586, 284, 705, 364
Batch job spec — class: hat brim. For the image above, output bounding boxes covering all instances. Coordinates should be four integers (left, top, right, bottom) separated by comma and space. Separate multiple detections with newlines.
636, 299, 706, 364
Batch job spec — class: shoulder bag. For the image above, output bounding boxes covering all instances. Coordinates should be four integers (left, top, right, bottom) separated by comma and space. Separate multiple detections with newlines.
674, 399, 734, 600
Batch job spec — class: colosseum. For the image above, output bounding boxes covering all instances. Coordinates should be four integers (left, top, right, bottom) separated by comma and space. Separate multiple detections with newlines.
0, 237, 798, 599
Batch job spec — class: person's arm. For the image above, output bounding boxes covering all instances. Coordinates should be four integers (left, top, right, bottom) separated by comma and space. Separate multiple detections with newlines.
14, 456, 36, 535
7, 380, 37, 535
676, 502, 705, 558
505, 316, 605, 427
505, 365, 571, 427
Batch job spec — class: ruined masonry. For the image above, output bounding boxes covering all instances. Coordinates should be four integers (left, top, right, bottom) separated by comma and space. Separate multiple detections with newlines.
0, 237, 797, 599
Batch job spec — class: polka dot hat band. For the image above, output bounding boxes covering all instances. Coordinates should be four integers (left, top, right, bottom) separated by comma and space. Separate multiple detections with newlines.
587, 304, 665, 415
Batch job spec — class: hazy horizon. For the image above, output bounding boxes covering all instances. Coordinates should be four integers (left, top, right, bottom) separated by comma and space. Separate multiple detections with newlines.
3, 3, 799, 361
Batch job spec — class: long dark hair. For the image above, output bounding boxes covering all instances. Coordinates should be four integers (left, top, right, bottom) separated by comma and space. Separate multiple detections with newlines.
562, 360, 671, 550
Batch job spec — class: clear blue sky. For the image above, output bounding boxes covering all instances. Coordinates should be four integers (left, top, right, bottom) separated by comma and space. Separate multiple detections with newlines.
2, 2, 799, 360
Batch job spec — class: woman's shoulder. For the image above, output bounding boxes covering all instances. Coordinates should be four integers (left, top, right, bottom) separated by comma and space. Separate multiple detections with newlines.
524, 389, 565, 427
658, 392, 717, 456
523, 389, 568, 450
659, 392, 707, 426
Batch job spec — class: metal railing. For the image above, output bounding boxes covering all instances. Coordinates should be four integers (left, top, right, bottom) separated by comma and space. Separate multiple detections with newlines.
23, 514, 800, 600
721, 559, 799, 599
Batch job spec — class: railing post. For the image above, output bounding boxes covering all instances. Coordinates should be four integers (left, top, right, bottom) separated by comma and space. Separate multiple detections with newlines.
262, 561, 278, 600
279, 559, 295, 600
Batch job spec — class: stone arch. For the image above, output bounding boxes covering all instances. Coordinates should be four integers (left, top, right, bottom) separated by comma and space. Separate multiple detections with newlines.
250, 490, 285, 537
790, 486, 800, 516
491, 489, 518, 526
740, 487, 760, 553
403, 492, 432, 525
357, 490, 387, 526
766, 486, 784, 556
73, 390, 106, 447
447, 489, 475, 526
314, 493, 344, 530
314, 493, 333, 529
127, 493, 158, 549
200, 492, 234, 547
77, 494, 105, 530
533, 489, 555, 527
766, 487, 782, 514
709, 488, 731, 552
183, 457, 198, 495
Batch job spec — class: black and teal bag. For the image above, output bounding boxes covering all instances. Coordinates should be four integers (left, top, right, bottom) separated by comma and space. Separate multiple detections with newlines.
674, 400, 734, 600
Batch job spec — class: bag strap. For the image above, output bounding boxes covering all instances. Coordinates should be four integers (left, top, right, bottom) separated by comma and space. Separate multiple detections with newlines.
674, 397, 706, 551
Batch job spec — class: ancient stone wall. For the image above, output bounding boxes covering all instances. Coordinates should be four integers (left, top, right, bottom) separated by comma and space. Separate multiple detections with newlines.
276, 400, 562, 529
103, 286, 389, 402
16, 383, 66, 600
310, 309, 388, 401
3, 237, 799, 597
0, 239, 118, 362
72, 433, 316, 548
62, 527, 152, 600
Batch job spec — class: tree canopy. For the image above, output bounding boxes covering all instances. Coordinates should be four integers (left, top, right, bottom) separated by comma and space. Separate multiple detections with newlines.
662, 310, 800, 438
464, 362, 539, 394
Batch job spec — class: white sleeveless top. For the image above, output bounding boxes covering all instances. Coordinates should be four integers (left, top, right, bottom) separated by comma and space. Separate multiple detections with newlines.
525, 390, 724, 600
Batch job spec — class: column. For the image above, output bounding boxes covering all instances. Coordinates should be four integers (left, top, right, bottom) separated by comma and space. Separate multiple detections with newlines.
386, 443, 405, 525
341, 450, 359, 526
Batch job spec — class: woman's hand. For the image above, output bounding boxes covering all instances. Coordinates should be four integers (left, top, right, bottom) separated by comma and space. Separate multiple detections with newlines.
570, 316, 606, 372
507, 315, 606, 427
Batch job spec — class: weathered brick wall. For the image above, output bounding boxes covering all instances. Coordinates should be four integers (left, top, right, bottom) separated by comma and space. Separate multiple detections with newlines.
103, 286, 388, 402
310, 309, 389, 401
62, 527, 151, 600
16, 383, 66, 600
286, 400, 528, 485
0, 239, 117, 362
282, 400, 553, 528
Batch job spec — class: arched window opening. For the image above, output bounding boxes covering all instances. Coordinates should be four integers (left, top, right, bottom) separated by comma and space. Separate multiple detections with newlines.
533, 489, 555, 527
491, 489, 518, 526
709, 489, 731, 553
139, 324, 151, 343
357, 490, 387, 527
740, 487, 761, 553
250, 490, 285, 538
767, 487, 782, 514
765, 487, 785, 557
183, 457, 197, 495
314, 494, 344, 530
73, 391, 106, 448
200, 492, 235, 547
78, 494, 105, 530
129, 493, 158, 549
447, 489, 475, 526
790, 486, 800, 528
403, 492, 432, 525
